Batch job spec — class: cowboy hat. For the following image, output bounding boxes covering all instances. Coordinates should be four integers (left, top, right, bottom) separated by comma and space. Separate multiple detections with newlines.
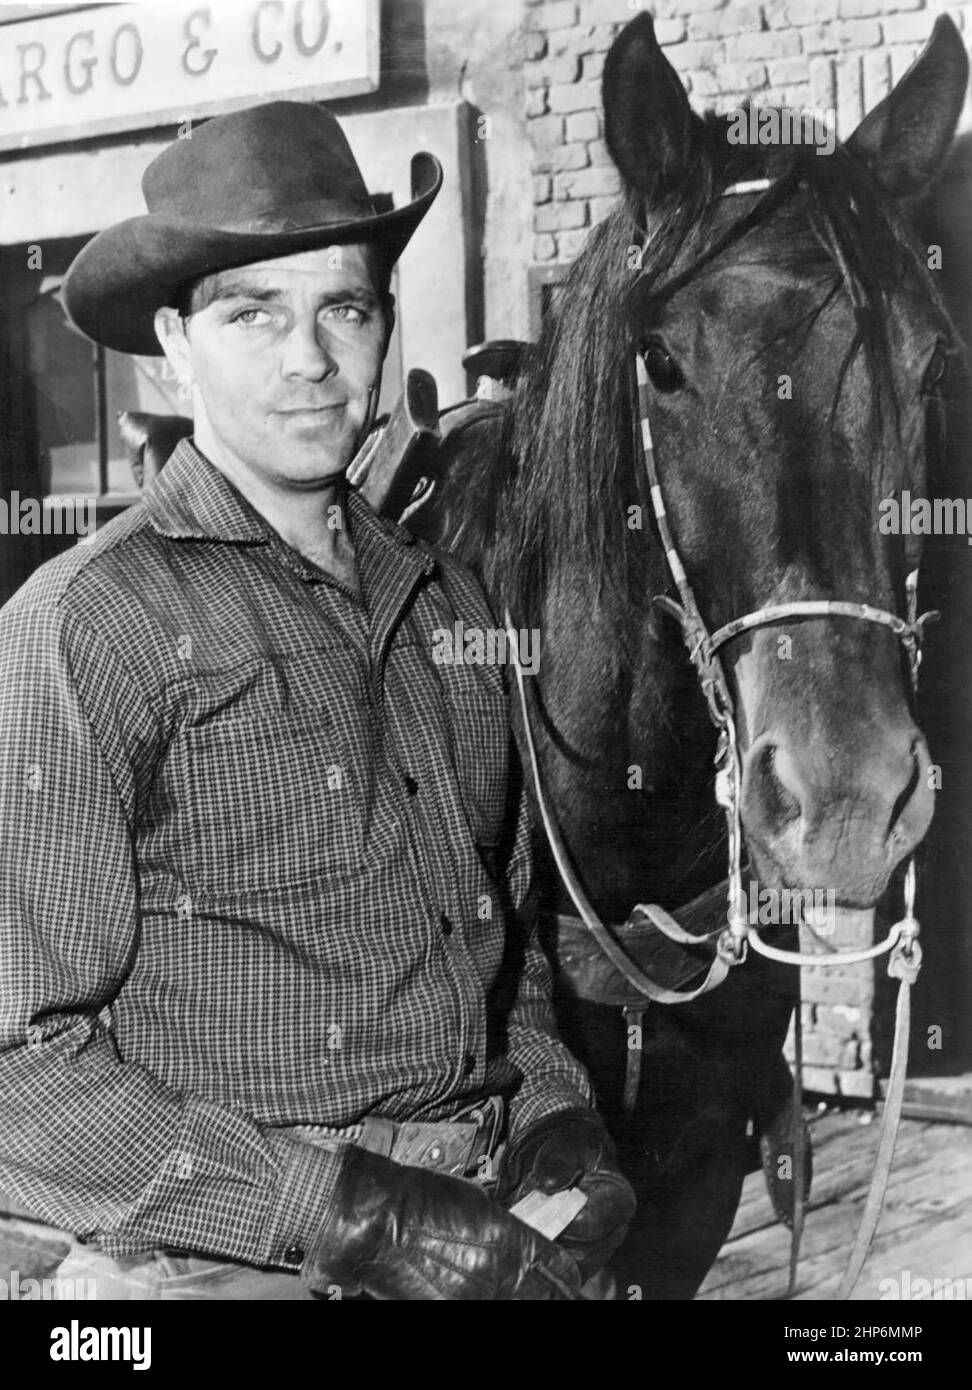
62, 101, 443, 357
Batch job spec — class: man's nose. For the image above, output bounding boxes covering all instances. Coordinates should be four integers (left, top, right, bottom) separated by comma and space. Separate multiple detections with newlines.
281, 321, 338, 380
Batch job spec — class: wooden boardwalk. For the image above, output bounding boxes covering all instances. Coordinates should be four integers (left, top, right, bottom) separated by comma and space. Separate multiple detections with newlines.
697, 1108, 972, 1300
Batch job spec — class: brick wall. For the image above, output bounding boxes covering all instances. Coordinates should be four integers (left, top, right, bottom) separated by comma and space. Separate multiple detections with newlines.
525, 0, 972, 267
522, 0, 972, 1099
794, 915, 880, 1099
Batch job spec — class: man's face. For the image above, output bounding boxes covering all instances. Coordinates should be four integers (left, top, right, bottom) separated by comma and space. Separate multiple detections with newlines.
156, 244, 388, 489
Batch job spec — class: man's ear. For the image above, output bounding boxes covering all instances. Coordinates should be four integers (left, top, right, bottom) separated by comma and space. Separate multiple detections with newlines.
154, 306, 193, 383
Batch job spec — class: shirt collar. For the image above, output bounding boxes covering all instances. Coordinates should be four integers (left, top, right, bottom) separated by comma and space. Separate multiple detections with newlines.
144, 438, 270, 545
144, 436, 434, 577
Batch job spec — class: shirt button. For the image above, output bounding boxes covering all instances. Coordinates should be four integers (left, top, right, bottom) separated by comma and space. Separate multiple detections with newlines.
439, 913, 454, 937
283, 1242, 305, 1266
462, 1052, 476, 1076
403, 774, 418, 797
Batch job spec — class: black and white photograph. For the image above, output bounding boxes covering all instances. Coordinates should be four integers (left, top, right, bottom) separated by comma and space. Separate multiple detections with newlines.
0, 0, 969, 1347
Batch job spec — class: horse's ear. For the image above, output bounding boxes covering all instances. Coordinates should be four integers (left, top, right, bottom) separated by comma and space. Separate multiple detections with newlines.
603, 12, 700, 201
847, 15, 969, 196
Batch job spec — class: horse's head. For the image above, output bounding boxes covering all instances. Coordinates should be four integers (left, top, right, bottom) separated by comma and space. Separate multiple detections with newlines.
597, 15, 968, 907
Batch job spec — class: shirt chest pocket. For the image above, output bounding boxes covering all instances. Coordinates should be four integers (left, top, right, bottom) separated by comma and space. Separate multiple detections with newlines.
435, 664, 511, 850
177, 715, 365, 897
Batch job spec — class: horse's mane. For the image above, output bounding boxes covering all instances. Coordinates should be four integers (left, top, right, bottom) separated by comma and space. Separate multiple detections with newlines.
485, 110, 958, 630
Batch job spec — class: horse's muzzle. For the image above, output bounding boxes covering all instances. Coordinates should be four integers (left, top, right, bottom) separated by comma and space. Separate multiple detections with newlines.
739, 726, 935, 905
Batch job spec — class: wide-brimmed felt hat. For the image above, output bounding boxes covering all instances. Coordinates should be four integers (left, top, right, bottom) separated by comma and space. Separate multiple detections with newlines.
62, 101, 443, 356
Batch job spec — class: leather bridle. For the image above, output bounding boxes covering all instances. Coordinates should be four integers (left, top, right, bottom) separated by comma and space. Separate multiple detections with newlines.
506, 175, 940, 1298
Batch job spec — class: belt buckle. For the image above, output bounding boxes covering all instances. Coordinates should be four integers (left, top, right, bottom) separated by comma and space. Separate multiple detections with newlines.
391, 1121, 473, 1176
389, 1096, 506, 1181
453, 1095, 505, 1181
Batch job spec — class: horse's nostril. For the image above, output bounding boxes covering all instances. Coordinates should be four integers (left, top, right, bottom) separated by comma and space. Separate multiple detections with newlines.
887, 742, 923, 846
757, 742, 802, 826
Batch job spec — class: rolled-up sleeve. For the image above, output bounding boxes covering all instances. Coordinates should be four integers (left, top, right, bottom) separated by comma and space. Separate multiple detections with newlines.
0, 594, 340, 1267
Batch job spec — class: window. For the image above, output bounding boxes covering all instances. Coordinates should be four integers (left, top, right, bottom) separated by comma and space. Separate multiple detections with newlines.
21, 236, 184, 517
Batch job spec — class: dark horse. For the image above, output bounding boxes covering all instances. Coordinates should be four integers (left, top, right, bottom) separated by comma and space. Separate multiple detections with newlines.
415, 15, 969, 1296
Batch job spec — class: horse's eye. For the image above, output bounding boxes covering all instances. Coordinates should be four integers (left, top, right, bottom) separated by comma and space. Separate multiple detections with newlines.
922, 342, 948, 395
643, 340, 684, 392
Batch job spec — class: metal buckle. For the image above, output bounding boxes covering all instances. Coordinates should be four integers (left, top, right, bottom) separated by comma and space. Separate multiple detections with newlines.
717, 926, 748, 965
888, 915, 922, 984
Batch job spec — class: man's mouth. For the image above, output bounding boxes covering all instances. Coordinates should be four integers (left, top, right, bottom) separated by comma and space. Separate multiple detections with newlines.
276, 404, 347, 418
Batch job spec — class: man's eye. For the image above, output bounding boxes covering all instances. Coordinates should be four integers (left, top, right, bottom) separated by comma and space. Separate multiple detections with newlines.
324, 305, 369, 326
231, 307, 271, 326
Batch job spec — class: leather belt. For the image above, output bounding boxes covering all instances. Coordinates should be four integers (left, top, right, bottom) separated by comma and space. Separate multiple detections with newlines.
283, 1095, 506, 1182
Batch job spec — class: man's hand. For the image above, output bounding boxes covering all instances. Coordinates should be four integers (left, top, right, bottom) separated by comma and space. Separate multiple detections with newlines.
302, 1144, 583, 1300
498, 1108, 636, 1280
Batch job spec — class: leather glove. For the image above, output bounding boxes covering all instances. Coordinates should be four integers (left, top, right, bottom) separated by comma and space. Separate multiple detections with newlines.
301, 1143, 583, 1300
498, 1108, 636, 1281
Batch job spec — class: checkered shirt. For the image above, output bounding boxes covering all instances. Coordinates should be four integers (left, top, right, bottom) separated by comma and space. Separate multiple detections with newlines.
0, 440, 591, 1270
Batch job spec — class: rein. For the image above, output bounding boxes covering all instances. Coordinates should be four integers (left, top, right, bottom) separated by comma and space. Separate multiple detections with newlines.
506, 175, 938, 1299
